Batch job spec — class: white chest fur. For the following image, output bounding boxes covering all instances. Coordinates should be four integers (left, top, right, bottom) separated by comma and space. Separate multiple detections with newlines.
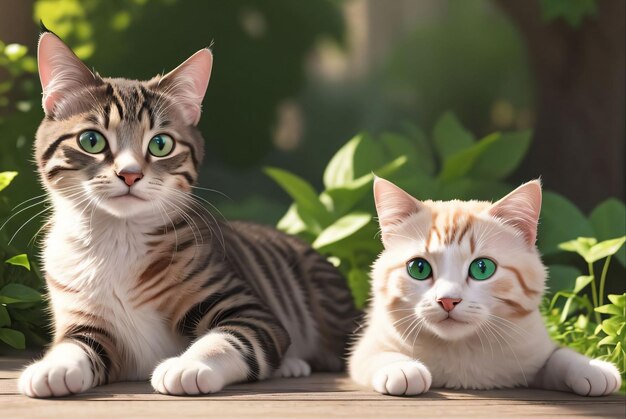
44, 200, 186, 380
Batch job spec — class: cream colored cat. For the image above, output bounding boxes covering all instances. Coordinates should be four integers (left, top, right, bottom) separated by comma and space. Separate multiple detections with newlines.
349, 178, 621, 396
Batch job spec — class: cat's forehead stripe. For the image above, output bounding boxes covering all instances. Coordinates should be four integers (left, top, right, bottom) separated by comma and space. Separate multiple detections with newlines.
425, 208, 475, 252
105, 83, 125, 121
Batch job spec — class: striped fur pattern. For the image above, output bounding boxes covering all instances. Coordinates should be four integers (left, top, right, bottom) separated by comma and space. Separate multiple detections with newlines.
19, 31, 358, 398
349, 178, 621, 396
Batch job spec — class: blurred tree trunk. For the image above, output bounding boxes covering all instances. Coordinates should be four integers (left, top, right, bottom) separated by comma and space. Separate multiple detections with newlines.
496, 0, 625, 211
0, 0, 35, 45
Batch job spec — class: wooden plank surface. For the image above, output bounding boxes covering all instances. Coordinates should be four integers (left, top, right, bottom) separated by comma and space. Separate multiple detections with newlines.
2, 357, 624, 418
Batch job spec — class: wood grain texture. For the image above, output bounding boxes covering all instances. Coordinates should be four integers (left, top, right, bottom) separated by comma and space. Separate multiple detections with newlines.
2, 357, 624, 418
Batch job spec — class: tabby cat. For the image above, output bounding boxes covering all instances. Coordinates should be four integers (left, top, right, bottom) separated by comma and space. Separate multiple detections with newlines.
19, 30, 358, 398
349, 178, 621, 396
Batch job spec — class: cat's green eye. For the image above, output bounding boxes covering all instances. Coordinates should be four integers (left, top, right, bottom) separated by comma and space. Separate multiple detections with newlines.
469, 258, 497, 281
406, 258, 432, 280
148, 134, 175, 157
78, 130, 107, 154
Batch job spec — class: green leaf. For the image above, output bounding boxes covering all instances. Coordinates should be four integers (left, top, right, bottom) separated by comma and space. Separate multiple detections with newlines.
585, 236, 626, 264
353, 135, 389, 180
595, 304, 622, 316
372, 155, 408, 179
601, 318, 621, 336
5, 254, 30, 270
590, 199, 626, 267
439, 133, 500, 181
607, 294, 625, 309
400, 123, 435, 175
546, 264, 582, 295
348, 268, 371, 309
264, 167, 330, 226
597, 335, 616, 347
594, 323, 603, 336
559, 236, 626, 264
276, 204, 308, 235
0, 283, 42, 304
558, 236, 597, 258
323, 156, 407, 216
379, 133, 430, 175
468, 130, 532, 180
0, 305, 10, 327
0, 327, 25, 349
323, 134, 362, 189
432, 112, 474, 163
312, 213, 372, 250
540, 0, 597, 27
538, 192, 594, 255
573, 275, 594, 294
0, 171, 18, 192
560, 296, 575, 323
323, 133, 387, 190
575, 314, 588, 330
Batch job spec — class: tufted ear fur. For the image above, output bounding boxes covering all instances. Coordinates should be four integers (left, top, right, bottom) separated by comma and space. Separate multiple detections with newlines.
489, 179, 542, 246
155, 49, 213, 126
373, 177, 423, 245
38, 31, 100, 115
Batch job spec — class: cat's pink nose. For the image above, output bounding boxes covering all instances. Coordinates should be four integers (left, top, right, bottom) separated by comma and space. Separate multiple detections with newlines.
117, 170, 143, 186
437, 297, 462, 312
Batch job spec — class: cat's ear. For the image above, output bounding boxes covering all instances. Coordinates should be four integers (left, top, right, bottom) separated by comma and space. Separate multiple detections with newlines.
489, 179, 542, 246
374, 177, 423, 243
38, 31, 99, 115
156, 49, 213, 126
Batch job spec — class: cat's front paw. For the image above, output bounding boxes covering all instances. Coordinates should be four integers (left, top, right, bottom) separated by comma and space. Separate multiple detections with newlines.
151, 357, 225, 396
274, 358, 311, 378
372, 361, 432, 396
19, 354, 93, 398
566, 359, 621, 396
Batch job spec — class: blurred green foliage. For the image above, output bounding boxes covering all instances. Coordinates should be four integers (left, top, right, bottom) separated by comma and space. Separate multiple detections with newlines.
278, 0, 536, 219
383, 1, 533, 135
0, 173, 46, 352
539, 0, 598, 27
267, 112, 626, 307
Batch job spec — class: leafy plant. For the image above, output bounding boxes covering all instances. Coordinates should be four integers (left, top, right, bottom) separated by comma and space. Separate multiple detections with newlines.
543, 198, 626, 301
544, 236, 626, 391
0, 172, 45, 351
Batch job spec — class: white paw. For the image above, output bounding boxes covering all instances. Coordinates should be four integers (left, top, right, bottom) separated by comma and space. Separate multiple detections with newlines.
274, 358, 311, 378
19, 354, 93, 398
151, 357, 225, 395
566, 359, 621, 396
372, 361, 432, 396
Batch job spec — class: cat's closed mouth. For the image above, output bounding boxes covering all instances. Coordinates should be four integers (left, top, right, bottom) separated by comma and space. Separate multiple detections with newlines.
110, 192, 146, 201
439, 316, 467, 325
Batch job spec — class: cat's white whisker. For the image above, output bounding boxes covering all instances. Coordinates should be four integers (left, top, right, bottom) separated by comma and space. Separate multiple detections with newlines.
162, 197, 205, 247
486, 321, 528, 387
190, 185, 231, 200
8, 207, 50, 245
11, 185, 82, 211
486, 314, 529, 338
